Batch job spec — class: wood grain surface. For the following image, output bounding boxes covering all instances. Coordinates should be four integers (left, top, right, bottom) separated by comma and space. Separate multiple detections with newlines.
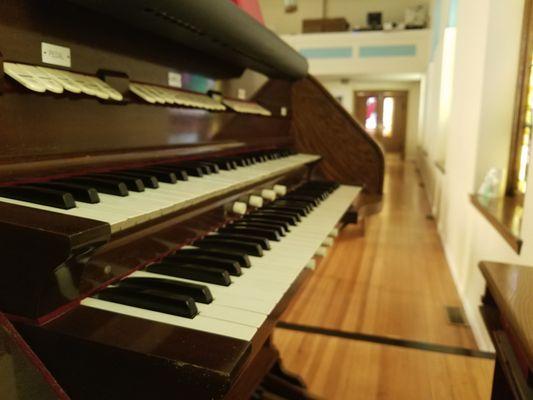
273, 329, 493, 400
280, 156, 477, 348
480, 261, 533, 373
291, 76, 385, 195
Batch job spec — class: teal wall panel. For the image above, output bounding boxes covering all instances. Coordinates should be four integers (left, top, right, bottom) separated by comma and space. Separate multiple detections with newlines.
359, 45, 417, 58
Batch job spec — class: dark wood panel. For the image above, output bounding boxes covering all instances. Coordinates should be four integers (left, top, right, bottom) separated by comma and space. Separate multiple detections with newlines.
290, 76, 385, 195
480, 262, 533, 378
0, 312, 70, 400
15, 308, 250, 400
0, 0, 294, 181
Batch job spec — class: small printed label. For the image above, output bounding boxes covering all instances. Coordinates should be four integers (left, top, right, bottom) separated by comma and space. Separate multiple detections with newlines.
237, 88, 246, 100
168, 71, 182, 88
41, 42, 71, 67
280, 106, 288, 116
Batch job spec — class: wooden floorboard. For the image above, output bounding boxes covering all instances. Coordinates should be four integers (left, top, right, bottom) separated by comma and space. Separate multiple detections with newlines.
273, 329, 494, 400
280, 156, 478, 349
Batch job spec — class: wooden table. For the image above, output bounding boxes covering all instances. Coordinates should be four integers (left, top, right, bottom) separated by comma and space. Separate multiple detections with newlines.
479, 261, 533, 399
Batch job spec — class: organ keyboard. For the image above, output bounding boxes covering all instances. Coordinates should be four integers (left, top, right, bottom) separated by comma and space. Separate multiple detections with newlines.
0, 0, 384, 399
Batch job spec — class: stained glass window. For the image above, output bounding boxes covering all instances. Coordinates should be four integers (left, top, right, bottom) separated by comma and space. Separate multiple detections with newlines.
516, 62, 533, 194
365, 97, 378, 131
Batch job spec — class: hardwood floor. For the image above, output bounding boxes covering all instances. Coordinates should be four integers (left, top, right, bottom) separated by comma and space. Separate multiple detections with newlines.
273, 156, 494, 399
280, 156, 477, 348
273, 330, 494, 400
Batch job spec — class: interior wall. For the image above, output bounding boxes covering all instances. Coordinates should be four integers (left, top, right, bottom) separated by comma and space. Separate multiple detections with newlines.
417, 0, 527, 350
322, 79, 420, 160
259, 0, 431, 34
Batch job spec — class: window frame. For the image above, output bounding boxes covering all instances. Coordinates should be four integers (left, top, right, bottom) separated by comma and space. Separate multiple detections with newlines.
506, 0, 533, 199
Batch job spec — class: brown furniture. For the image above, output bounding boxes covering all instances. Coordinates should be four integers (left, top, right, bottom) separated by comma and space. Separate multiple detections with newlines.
479, 261, 533, 399
0, 0, 384, 398
302, 18, 350, 33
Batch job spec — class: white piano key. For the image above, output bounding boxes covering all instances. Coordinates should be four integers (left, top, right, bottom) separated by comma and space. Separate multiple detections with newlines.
81, 297, 256, 341
196, 303, 266, 328
0, 154, 325, 236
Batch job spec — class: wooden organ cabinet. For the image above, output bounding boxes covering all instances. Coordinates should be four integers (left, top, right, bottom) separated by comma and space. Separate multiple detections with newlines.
0, 0, 384, 398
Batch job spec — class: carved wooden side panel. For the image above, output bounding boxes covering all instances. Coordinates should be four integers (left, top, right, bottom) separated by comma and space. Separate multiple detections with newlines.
290, 76, 385, 194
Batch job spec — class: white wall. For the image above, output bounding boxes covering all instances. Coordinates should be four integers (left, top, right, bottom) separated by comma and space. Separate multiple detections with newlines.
282, 30, 431, 77
259, 0, 431, 34
418, 0, 527, 350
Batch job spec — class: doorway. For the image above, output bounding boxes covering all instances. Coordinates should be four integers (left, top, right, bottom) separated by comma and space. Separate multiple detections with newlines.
354, 91, 408, 156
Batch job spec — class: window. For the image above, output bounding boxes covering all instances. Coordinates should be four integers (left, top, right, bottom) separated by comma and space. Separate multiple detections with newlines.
364, 96, 378, 131
508, 0, 533, 198
382, 97, 394, 137
354, 91, 408, 156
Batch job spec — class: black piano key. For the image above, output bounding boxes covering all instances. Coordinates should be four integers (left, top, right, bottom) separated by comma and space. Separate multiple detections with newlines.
115, 171, 159, 188
248, 212, 298, 225
148, 165, 190, 181
130, 168, 177, 183
164, 254, 242, 276
211, 232, 271, 249
118, 277, 213, 304
218, 226, 279, 242
180, 165, 204, 177
291, 190, 328, 200
209, 159, 235, 170
275, 199, 316, 209
95, 286, 198, 318
61, 177, 129, 196
251, 210, 301, 223
195, 238, 263, 257
231, 221, 285, 236
93, 174, 145, 192
284, 195, 320, 206
185, 162, 212, 175
146, 262, 231, 286
231, 157, 249, 167
180, 248, 251, 268
199, 162, 220, 173
29, 182, 100, 204
241, 216, 291, 230
265, 204, 309, 216
0, 185, 76, 209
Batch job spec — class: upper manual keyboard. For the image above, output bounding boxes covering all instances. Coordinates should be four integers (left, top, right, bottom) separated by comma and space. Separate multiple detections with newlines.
0, 150, 320, 233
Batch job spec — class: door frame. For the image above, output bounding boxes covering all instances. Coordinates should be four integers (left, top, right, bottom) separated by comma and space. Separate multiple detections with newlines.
353, 90, 409, 158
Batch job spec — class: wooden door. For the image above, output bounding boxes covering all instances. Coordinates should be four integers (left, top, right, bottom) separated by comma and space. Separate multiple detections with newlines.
354, 91, 408, 156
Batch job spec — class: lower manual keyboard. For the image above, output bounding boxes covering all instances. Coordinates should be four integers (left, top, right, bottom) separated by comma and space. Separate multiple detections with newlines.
82, 183, 362, 341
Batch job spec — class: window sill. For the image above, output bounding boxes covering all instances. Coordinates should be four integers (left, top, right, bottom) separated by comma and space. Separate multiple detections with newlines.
434, 160, 445, 174
470, 194, 523, 254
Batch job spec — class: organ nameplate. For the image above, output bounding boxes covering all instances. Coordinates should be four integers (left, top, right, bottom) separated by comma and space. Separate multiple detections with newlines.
168, 71, 182, 88
41, 42, 71, 67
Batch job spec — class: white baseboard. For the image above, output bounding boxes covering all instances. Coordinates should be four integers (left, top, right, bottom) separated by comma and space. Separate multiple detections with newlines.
416, 157, 494, 352
440, 240, 495, 352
